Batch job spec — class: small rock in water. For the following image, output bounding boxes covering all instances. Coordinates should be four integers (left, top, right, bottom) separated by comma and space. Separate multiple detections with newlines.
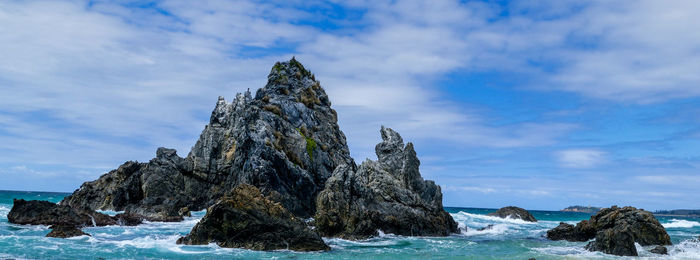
113, 212, 144, 226
8, 199, 115, 226
477, 224, 495, 231
488, 206, 537, 222
46, 225, 90, 238
649, 245, 668, 255
547, 206, 671, 256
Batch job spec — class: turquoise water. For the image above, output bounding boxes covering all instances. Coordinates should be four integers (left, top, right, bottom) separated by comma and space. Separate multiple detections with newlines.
1, 190, 699, 259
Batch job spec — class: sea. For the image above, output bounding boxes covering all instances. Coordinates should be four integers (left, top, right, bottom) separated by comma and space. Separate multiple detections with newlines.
1, 190, 699, 259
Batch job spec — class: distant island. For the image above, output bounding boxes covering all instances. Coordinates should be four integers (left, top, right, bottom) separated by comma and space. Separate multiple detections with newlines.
561, 206, 601, 214
653, 209, 700, 217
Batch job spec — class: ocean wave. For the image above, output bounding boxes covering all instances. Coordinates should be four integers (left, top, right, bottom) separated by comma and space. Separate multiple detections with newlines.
460, 223, 511, 236
451, 211, 538, 225
663, 219, 700, 229
450, 211, 559, 239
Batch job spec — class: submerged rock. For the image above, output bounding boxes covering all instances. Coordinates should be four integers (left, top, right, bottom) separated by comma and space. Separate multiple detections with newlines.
8, 199, 115, 227
60, 58, 355, 220
547, 206, 671, 256
477, 224, 495, 231
176, 184, 329, 251
46, 225, 90, 238
488, 206, 537, 222
314, 127, 458, 239
649, 245, 668, 255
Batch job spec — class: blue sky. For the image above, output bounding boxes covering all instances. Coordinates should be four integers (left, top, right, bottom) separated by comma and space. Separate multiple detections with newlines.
1, 0, 699, 211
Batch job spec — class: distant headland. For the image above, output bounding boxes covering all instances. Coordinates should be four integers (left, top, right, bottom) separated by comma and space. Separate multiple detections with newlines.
561, 206, 601, 214
653, 209, 700, 217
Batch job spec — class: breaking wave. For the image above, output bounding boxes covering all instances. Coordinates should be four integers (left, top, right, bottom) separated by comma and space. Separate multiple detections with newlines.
663, 219, 700, 229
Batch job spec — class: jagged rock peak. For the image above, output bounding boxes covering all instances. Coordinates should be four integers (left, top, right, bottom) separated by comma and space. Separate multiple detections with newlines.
314, 126, 457, 239
376, 126, 407, 170
255, 58, 331, 109
59, 58, 354, 221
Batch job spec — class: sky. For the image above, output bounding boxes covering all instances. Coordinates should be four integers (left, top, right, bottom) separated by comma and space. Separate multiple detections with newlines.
1, 0, 699, 211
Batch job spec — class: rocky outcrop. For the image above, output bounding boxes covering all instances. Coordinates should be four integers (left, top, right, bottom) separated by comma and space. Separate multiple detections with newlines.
488, 206, 537, 222
547, 206, 671, 256
46, 225, 90, 238
314, 127, 458, 239
8, 199, 116, 227
176, 184, 329, 251
546, 222, 595, 242
60, 58, 355, 220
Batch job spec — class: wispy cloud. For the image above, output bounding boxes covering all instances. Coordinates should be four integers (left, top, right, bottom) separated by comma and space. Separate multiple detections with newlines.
556, 149, 607, 168
1, 0, 699, 209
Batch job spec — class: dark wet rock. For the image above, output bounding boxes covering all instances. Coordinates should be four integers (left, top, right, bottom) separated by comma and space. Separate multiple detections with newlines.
547, 206, 671, 256
488, 206, 537, 222
176, 184, 329, 251
546, 221, 595, 242
8, 199, 115, 227
60, 58, 355, 220
113, 212, 144, 226
650, 245, 668, 255
314, 127, 458, 239
477, 224, 494, 231
46, 225, 90, 238
584, 224, 638, 256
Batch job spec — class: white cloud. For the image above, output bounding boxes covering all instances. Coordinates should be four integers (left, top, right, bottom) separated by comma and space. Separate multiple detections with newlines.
2, 0, 699, 200
556, 149, 607, 168
0, 0, 577, 174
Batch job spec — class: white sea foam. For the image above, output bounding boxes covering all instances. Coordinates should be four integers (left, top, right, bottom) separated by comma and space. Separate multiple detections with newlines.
663, 219, 700, 228
102, 234, 183, 249
32, 245, 59, 250
461, 223, 511, 236
452, 211, 538, 225
0, 205, 10, 219
532, 245, 603, 257
669, 238, 700, 258
96, 210, 124, 216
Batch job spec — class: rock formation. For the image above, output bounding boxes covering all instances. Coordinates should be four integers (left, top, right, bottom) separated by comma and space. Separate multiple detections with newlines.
649, 245, 668, 255
9, 58, 456, 249
314, 127, 458, 239
488, 206, 537, 222
176, 184, 329, 251
46, 225, 90, 238
8, 199, 116, 227
546, 222, 594, 242
546, 206, 671, 256
60, 58, 355, 219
